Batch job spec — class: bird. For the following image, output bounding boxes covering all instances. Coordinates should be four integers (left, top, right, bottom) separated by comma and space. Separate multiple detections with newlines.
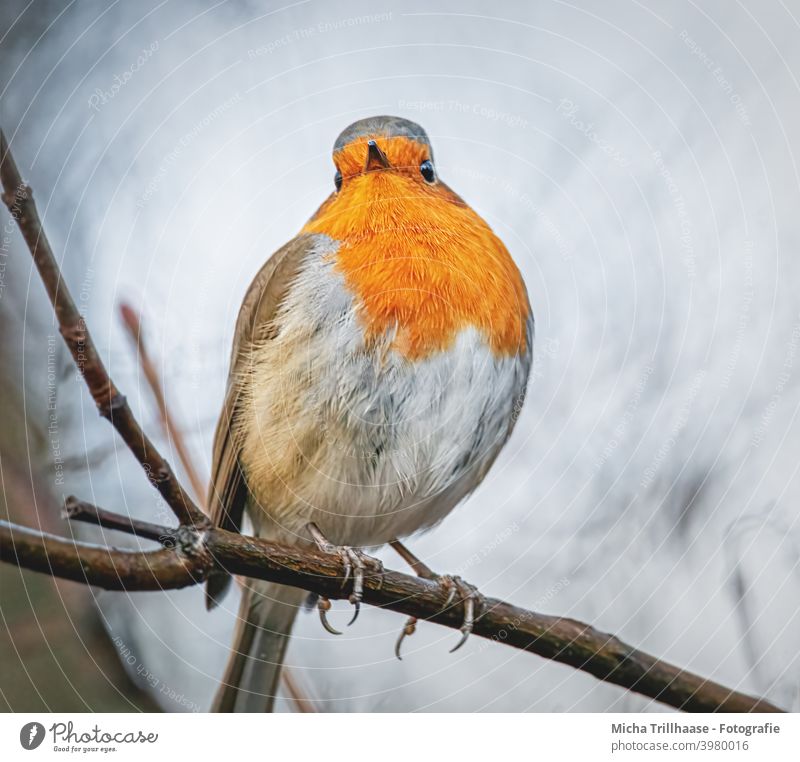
207, 115, 533, 712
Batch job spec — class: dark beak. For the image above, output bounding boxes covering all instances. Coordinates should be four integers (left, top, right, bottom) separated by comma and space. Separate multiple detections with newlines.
365, 140, 390, 171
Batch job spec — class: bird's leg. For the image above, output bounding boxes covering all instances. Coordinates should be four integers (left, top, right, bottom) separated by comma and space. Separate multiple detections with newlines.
389, 539, 437, 578
389, 539, 484, 658
306, 522, 384, 629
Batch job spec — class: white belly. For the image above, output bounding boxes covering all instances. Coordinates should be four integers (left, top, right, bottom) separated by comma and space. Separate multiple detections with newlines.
237, 240, 531, 547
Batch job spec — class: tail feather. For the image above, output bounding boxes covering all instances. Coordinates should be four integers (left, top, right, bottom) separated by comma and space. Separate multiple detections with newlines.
212, 581, 304, 712
205, 571, 232, 611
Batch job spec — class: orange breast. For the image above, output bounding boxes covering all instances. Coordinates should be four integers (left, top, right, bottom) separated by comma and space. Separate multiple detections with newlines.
302, 139, 529, 361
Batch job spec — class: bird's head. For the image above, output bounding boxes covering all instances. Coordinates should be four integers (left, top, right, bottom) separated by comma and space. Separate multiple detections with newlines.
330, 115, 439, 193
305, 115, 465, 232
302, 115, 529, 360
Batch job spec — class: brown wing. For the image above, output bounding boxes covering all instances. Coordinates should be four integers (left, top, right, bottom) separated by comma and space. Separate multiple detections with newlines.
205, 234, 317, 607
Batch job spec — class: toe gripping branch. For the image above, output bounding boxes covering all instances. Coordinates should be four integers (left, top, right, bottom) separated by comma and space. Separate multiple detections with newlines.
305, 526, 481, 657
395, 575, 484, 660
306, 523, 384, 634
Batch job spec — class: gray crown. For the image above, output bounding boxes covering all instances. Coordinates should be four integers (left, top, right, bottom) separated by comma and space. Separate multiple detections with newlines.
333, 115, 432, 158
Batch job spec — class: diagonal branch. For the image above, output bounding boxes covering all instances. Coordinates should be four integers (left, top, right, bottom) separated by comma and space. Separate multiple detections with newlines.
118, 303, 209, 504
0, 130, 206, 529
0, 512, 783, 713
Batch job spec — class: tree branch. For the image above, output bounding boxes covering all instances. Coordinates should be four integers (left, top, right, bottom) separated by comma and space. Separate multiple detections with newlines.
62, 496, 175, 545
0, 128, 785, 715
0, 130, 206, 529
0, 511, 782, 713
0, 519, 206, 590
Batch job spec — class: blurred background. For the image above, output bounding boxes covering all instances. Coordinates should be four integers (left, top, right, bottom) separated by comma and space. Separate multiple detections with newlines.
1, 0, 799, 712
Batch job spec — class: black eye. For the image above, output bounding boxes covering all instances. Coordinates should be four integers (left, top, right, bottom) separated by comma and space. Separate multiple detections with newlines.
334, 170, 342, 191
419, 159, 435, 183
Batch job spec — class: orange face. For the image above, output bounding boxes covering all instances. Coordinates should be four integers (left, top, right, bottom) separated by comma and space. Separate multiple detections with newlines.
302, 134, 529, 360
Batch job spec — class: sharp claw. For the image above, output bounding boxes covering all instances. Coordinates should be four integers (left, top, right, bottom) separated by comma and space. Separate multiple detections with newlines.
449, 627, 471, 653
395, 617, 417, 660
388, 542, 483, 657
347, 598, 361, 626
307, 529, 382, 630
318, 597, 342, 635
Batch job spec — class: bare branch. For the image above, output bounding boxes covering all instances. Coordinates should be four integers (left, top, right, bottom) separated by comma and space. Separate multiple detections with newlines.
62, 496, 175, 545
119, 303, 209, 505
0, 519, 206, 590
0, 511, 784, 714
0, 130, 207, 529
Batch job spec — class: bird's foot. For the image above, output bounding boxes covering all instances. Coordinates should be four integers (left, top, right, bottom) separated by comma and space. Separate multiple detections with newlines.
437, 575, 483, 653
395, 574, 484, 659
307, 523, 383, 629
317, 596, 341, 635
331, 544, 384, 625
394, 617, 417, 660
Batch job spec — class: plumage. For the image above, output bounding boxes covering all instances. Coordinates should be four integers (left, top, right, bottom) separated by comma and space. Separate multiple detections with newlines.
209, 116, 532, 712
205, 236, 316, 607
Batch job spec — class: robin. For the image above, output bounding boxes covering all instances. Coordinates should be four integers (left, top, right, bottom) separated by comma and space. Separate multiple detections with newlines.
208, 115, 533, 712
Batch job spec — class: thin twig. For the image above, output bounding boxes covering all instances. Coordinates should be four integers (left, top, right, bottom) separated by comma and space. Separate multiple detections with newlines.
0, 130, 206, 529
280, 670, 318, 713
0, 513, 784, 713
62, 496, 175, 545
118, 303, 208, 505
